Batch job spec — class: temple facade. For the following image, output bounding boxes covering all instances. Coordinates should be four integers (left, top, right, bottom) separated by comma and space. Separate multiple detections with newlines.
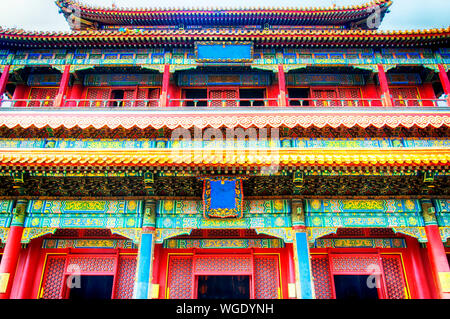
0, 0, 449, 299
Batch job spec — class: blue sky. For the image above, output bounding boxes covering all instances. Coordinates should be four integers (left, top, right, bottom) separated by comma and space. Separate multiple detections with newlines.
0, 0, 448, 31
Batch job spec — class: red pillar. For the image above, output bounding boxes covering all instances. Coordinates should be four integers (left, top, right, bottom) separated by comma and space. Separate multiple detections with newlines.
425, 225, 450, 299
16, 237, 43, 299
377, 64, 393, 106
55, 65, 71, 107
405, 236, 432, 299
160, 64, 170, 107
0, 65, 10, 103
287, 243, 297, 299
277, 64, 288, 106
67, 81, 84, 107
438, 64, 450, 105
0, 226, 24, 299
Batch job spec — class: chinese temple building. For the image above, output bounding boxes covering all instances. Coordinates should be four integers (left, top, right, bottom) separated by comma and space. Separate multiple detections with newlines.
0, 0, 449, 300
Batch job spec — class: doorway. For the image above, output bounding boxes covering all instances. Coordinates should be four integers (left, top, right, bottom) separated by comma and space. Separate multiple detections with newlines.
197, 275, 250, 299
68, 275, 114, 300
333, 275, 379, 300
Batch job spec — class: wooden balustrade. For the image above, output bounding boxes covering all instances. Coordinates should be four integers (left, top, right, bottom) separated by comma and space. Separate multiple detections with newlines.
0, 97, 448, 108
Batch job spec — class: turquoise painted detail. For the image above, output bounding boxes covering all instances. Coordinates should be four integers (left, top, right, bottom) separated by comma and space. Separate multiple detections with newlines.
135, 232, 153, 299
295, 232, 313, 299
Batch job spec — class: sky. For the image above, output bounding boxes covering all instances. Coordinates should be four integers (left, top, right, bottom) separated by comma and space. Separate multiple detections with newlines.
0, 0, 448, 32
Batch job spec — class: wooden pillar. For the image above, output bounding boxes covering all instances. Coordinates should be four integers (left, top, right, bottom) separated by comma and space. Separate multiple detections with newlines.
160, 64, 170, 107
0, 65, 10, 102
16, 237, 43, 299
277, 64, 288, 106
405, 236, 432, 299
67, 81, 84, 107
55, 65, 71, 107
0, 199, 27, 299
134, 200, 157, 299
377, 64, 393, 106
438, 64, 450, 105
422, 199, 450, 299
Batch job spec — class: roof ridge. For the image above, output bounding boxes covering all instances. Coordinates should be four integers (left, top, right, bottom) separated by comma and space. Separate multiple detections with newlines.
56, 0, 392, 12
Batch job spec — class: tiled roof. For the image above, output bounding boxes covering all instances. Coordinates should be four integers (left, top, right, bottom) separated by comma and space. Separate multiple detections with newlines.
55, 0, 393, 30
0, 26, 448, 48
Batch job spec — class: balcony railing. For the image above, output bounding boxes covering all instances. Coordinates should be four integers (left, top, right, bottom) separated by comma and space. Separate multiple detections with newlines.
0, 98, 448, 108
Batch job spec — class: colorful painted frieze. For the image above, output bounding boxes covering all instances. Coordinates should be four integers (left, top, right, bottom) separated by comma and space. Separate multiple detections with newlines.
163, 238, 284, 249
25, 200, 143, 229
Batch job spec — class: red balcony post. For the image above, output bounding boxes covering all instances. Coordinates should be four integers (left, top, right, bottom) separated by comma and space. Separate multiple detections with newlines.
277, 64, 288, 106
377, 64, 393, 106
55, 65, 71, 107
160, 64, 170, 107
438, 64, 450, 105
0, 65, 10, 103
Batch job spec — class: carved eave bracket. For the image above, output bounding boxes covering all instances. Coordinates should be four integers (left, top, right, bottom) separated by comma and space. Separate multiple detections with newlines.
21, 228, 57, 244
255, 227, 294, 243
392, 227, 428, 243
110, 228, 143, 245
307, 227, 338, 244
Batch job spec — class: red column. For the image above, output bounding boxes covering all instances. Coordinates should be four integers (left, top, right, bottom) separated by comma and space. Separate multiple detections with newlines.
405, 236, 432, 299
55, 65, 71, 107
377, 64, 393, 106
438, 64, 450, 105
67, 81, 84, 107
160, 64, 170, 107
0, 199, 27, 299
0, 65, 10, 103
277, 64, 288, 106
287, 243, 297, 299
16, 237, 43, 299
0, 226, 24, 299
425, 225, 450, 299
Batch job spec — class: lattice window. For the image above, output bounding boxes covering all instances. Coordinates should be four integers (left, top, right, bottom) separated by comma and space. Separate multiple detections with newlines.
208, 89, 238, 106
381, 255, 408, 299
122, 90, 136, 107
29, 88, 58, 107
136, 88, 160, 107
311, 89, 338, 107
86, 88, 109, 107
369, 228, 395, 237
66, 256, 116, 273
41, 255, 66, 299
254, 256, 280, 299
52, 229, 80, 238
337, 88, 361, 106
330, 255, 380, 273
168, 256, 193, 299
311, 255, 333, 299
114, 256, 137, 299
194, 256, 252, 274
391, 87, 420, 107
83, 229, 112, 238
206, 229, 241, 238
336, 228, 366, 237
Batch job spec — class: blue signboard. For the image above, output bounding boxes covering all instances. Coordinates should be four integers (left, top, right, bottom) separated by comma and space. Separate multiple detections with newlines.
195, 41, 253, 63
